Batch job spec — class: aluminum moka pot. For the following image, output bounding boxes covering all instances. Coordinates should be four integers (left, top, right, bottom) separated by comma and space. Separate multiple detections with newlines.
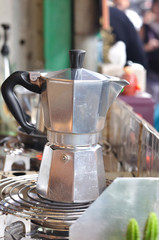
1, 49, 128, 203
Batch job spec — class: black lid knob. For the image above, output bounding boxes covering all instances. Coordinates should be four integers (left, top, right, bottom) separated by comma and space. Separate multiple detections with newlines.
69, 49, 86, 69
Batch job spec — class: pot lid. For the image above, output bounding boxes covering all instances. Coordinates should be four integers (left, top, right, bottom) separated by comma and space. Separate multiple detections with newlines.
41, 49, 118, 81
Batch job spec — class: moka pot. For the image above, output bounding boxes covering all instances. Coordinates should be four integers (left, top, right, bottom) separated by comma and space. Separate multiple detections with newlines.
1, 49, 128, 203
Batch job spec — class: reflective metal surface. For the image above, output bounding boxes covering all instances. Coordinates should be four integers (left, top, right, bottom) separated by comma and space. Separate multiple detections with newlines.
37, 143, 106, 202
47, 131, 101, 147
39, 71, 127, 134
35, 71, 127, 202
0, 174, 91, 230
1, 50, 128, 203
103, 100, 159, 177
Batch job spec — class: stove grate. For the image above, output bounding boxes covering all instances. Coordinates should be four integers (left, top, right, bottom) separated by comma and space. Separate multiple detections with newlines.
0, 174, 91, 230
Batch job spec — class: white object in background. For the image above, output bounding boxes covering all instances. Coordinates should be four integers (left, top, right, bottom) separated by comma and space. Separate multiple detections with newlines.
6, 215, 31, 235
0, 212, 31, 238
3, 152, 30, 172
75, 35, 98, 71
125, 9, 143, 31
131, 63, 146, 92
108, 41, 126, 67
0, 212, 6, 238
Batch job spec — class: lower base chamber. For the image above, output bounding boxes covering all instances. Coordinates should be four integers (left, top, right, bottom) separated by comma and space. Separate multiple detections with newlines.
37, 142, 106, 203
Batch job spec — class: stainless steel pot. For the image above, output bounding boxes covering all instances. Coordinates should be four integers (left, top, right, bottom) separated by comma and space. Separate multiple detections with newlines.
1, 49, 128, 203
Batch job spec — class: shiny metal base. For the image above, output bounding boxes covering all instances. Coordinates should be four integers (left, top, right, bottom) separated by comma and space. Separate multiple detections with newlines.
37, 142, 106, 203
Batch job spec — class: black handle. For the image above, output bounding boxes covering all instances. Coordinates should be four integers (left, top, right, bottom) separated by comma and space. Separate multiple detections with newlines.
69, 49, 86, 69
1, 71, 41, 134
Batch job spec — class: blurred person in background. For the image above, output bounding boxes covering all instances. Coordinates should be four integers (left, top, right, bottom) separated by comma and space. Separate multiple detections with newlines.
113, 0, 143, 31
142, 9, 155, 25
109, 6, 147, 68
140, 0, 159, 131
98, 0, 147, 68
140, 0, 159, 100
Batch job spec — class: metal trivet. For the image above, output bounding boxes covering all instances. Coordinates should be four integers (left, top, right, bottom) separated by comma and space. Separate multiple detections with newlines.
0, 175, 91, 230
0, 174, 113, 239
